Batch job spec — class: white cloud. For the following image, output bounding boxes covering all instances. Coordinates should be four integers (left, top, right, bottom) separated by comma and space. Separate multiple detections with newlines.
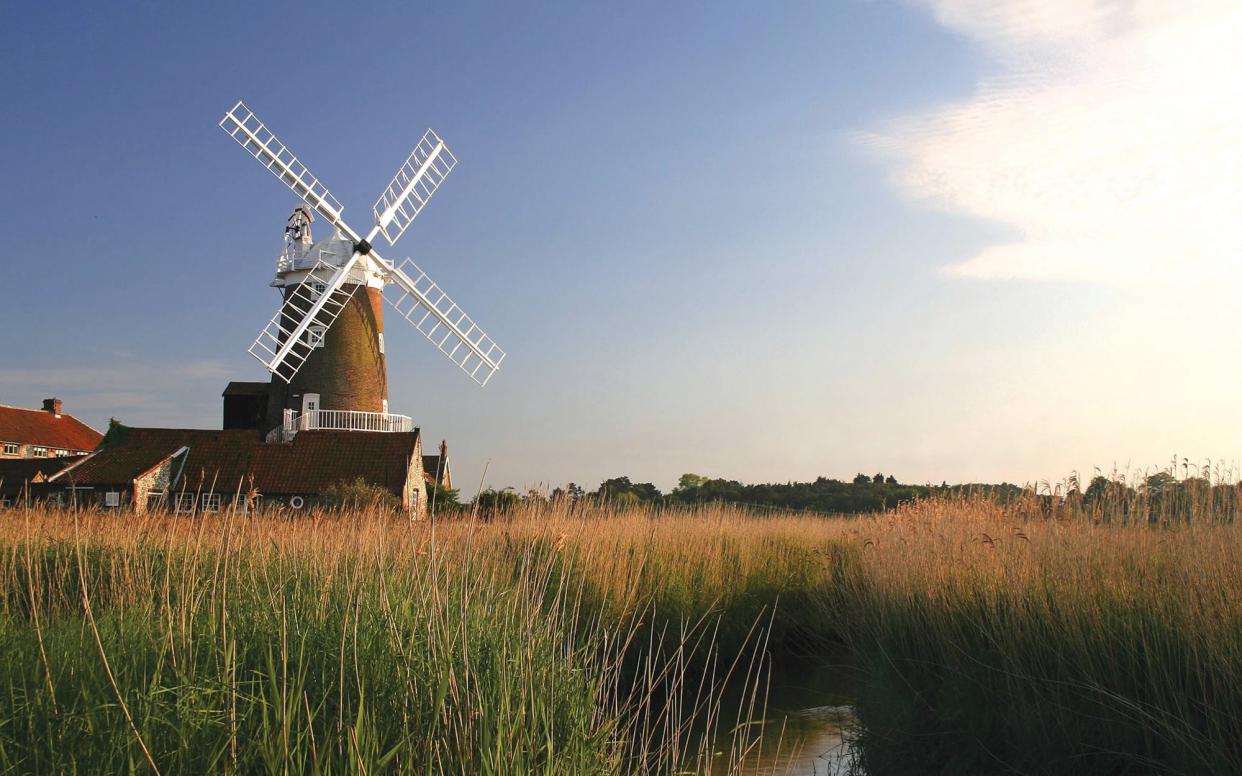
864, 0, 1242, 285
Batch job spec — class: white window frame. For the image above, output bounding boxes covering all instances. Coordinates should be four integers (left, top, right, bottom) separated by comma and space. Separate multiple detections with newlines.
2, 442, 17, 455
308, 281, 327, 301
306, 325, 327, 349
174, 493, 197, 515
378, 332, 385, 354
31, 447, 48, 458
201, 493, 222, 513
104, 491, 120, 508
55, 449, 69, 457
0, 497, 11, 508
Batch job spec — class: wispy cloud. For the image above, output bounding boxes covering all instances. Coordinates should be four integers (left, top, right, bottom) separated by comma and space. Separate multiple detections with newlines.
862, 0, 1242, 284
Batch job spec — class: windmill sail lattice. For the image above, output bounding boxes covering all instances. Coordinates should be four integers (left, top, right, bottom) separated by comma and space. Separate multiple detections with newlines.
219, 99, 506, 388
373, 129, 457, 246
219, 102, 354, 239
382, 259, 506, 385
248, 259, 359, 383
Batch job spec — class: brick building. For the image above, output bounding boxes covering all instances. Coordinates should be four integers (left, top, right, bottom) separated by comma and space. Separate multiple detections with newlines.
47, 426, 431, 516
0, 399, 102, 459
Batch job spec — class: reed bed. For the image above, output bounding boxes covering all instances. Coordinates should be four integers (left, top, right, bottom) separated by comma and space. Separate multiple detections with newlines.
1, 493, 1240, 774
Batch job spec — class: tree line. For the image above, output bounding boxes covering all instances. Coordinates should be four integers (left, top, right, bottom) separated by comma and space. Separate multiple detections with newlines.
461, 472, 1026, 516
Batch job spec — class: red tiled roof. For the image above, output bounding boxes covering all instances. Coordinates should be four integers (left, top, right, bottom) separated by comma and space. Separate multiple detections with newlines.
57, 426, 419, 498
0, 405, 102, 451
62, 428, 262, 488
252, 431, 419, 495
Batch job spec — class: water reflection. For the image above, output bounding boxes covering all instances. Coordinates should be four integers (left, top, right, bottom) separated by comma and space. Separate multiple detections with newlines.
710, 656, 859, 775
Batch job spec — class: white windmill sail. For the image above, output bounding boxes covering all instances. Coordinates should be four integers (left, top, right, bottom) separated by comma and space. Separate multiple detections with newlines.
247, 258, 359, 383
219, 102, 359, 241
372, 129, 458, 246
220, 99, 506, 387
381, 258, 506, 385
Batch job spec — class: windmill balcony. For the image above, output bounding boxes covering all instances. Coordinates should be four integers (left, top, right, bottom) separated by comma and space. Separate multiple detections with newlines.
272, 408, 413, 442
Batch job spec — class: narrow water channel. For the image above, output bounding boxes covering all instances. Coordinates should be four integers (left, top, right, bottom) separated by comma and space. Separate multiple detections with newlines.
709, 655, 860, 775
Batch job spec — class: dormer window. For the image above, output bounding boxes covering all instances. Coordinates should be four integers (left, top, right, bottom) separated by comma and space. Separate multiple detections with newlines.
2, 442, 16, 455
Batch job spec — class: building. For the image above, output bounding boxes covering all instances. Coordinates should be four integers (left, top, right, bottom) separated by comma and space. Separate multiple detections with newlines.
0, 456, 88, 508
228, 210, 404, 440
422, 439, 453, 490
0, 398, 102, 459
46, 426, 432, 515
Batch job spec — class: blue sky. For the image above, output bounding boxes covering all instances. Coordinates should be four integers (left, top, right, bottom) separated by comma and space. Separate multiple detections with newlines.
4, 1, 1240, 494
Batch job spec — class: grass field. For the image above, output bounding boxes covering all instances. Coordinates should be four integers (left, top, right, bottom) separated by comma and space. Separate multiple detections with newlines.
1, 491, 1240, 774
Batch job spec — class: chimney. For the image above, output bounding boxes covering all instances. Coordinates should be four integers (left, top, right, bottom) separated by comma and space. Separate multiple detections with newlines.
439, 439, 448, 461
42, 398, 62, 417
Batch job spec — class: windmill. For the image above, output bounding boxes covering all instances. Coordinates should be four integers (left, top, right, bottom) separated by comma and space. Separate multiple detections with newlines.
218, 100, 505, 437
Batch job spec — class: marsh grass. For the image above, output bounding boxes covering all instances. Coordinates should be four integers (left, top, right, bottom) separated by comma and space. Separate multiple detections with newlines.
1, 490, 1241, 774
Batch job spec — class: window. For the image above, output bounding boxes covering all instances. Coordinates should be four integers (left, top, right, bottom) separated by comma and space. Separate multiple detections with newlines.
175, 493, 196, 515
308, 281, 327, 301
306, 325, 326, 349
54, 449, 69, 457
31, 447, 48, 458
104, 491, 120, 508
0, 498, 11, 509
2, 442, 17, 455
378, 332, 385, 354
201, 493, 222, 513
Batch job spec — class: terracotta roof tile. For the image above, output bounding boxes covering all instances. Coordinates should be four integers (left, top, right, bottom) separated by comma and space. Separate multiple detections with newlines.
57, 426, 420, 498
0, 405, 103, 452
62, 428, 261, 488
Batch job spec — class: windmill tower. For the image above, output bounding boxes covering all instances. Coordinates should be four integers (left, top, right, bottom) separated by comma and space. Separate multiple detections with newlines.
218, 101, 506, 439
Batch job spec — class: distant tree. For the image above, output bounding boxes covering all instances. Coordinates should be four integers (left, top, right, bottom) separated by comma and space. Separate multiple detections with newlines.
853, 473, 870, 485
597, 476, 662, 503
525, 488, 548, 504
873, 472, 885, 485
1145, 472, 1177, 498
473, 487, 521, 516
550, 482, 585, 504
102, 418, 130, 447
676, 473, 708, 492
885, 475, 898, 485
428, 482, 461, 513
611, 492, 640, 507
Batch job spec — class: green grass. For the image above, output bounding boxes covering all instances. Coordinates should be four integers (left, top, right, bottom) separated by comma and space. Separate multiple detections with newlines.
2, 491, 1242, 774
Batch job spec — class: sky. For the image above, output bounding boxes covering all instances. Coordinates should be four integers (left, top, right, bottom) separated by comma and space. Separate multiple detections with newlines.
2, 1, 1240, 495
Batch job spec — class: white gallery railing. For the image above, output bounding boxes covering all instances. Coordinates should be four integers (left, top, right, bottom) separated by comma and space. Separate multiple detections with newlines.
274, 408, 413, 441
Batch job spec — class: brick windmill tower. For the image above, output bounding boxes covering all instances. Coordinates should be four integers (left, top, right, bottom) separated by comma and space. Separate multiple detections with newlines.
217, 101, 507, 440
262, 205, 391, 431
